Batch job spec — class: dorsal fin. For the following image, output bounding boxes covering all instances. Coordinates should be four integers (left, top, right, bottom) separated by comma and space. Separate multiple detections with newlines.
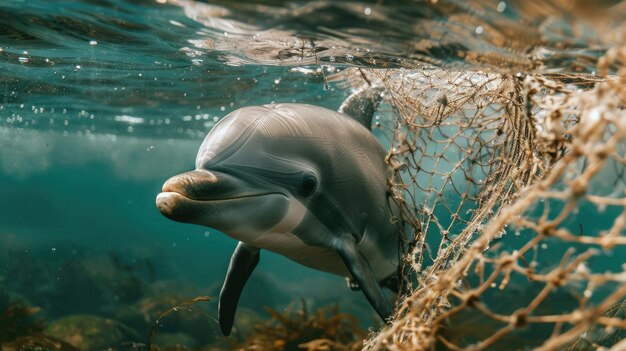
338, 86, 384, 130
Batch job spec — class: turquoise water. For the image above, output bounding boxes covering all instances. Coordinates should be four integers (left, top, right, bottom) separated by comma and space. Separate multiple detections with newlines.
1, 0, 625, 349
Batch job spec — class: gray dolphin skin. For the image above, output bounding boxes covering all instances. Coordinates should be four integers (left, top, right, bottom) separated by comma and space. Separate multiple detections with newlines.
156, 103, 399, 336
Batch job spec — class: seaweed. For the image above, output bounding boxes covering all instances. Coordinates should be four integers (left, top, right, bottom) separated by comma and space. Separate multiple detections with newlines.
0, 301, 44, 344
1, 335, 80, 351
0, 299, 79, 351
146, 295, 213, 351
229, 300, 366, 351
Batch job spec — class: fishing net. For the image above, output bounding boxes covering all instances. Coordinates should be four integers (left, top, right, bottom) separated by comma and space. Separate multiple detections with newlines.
336, 43, 626, 350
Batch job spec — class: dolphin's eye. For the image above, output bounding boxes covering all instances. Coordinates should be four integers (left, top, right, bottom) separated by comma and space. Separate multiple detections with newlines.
299, 172, 318, 196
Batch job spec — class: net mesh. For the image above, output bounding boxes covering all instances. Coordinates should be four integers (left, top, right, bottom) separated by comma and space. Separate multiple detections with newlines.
337, 44, 626, 350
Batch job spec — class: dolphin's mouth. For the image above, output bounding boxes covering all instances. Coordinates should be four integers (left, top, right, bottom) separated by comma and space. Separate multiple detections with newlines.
156, 191, 287, 230
156, 190, 283, 221
159, 169, 279, 202
156, 168, 288, 226
158, 190, 280, 203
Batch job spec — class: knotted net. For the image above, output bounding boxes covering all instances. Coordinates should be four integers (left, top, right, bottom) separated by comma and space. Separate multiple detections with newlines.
338, 44, 626, 350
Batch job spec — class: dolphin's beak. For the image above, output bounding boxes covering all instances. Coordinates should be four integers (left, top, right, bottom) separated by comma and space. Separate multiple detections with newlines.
161, 169, 218, 198
156, 169, 273, 221
156, 170, 219, 221
156, 168, 290, 235
156, 192, 187, 220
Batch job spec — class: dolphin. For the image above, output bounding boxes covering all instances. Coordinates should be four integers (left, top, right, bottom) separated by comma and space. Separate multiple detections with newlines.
156, 99, 400, 336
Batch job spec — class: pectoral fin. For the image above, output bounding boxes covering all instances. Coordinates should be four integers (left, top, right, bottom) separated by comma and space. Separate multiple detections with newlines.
218, 242, 260, 336
334, 236, 393, 321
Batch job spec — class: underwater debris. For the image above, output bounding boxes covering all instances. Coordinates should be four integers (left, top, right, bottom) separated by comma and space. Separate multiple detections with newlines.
229, 300, 366, 351
335, 36, 626, 351
567, 300, 626, 350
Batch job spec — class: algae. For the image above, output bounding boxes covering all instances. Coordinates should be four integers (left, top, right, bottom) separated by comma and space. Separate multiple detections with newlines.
0, 301, 44, 345
0, 299, 79, 351
228, 300, 366, 351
